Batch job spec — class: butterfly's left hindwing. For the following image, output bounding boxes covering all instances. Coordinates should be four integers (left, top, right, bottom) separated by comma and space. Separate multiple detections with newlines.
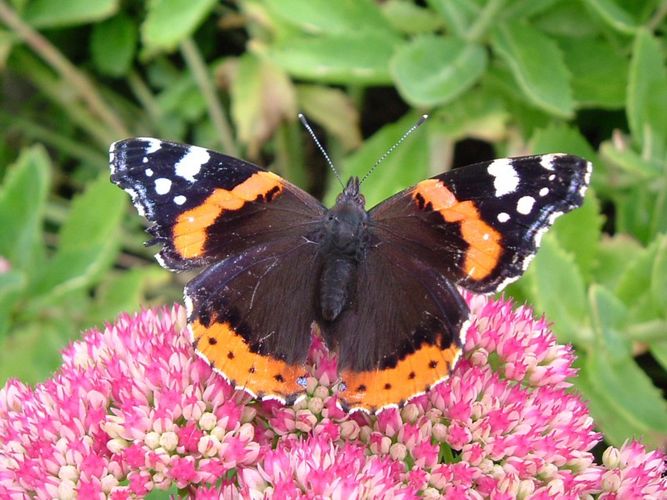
369, 154, 591, 293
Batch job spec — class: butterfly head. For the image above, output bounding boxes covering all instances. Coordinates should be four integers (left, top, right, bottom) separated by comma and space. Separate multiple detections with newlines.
321, 177, 368, 256
337, 177, 365, 207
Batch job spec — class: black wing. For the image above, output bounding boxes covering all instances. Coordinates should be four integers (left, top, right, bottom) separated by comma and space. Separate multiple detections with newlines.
329, 154, 590, 412
369, 154, 591, 292
110, 138, 327, 403
110, 138, 326, 270
325, 247, 469, 413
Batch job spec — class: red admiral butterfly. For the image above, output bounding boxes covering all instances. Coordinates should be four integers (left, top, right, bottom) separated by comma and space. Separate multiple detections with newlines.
110, 126, 590, 413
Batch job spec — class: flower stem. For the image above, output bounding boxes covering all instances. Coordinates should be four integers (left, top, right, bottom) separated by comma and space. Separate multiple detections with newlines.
11, 50, 115, 146
180, 38, 238, 155
0, 0, 128, 138
0, 111, 107, 166
466, 0, 506, 42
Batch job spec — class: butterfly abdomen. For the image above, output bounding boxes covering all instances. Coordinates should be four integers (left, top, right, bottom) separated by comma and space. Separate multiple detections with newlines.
319, 256, 356, 322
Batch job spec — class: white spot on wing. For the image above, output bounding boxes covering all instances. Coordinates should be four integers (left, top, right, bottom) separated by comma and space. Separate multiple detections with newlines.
145, 168, 153, 177
497, 212, 510, 223
517, 196, 535, 215
487, 159, 519, 197
548, 210, 563, 225
174, 195, 186, 205
155, 178, 172, 195
154, 252, 169, 269
534, 226, 549, 248
539, 187, 549, 197
581, 161, 593, 196
145, 138, 162, 154
540, 153, 564, 171
175, 147, 210, 182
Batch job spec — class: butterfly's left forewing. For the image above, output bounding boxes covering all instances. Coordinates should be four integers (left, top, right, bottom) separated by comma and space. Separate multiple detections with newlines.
110, 138, 326, 271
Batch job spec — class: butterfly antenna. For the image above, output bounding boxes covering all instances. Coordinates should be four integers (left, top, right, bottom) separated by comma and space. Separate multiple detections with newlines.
298, 113, 344, 189
360, 114, 428, 185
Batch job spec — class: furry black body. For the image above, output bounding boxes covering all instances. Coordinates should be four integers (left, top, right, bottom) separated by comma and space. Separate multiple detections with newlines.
316, 177, 369, 322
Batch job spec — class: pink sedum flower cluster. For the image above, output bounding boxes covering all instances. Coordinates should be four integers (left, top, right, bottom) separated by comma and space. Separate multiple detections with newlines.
1, 294, 665, 498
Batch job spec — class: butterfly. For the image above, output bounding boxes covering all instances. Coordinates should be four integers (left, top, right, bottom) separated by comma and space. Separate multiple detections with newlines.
109, 131, 590, 413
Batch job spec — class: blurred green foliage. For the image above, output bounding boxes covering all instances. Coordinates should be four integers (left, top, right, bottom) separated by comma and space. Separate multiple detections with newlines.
0, 0, 665, 448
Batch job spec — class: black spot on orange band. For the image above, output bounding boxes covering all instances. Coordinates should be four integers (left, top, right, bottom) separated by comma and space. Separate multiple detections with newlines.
339, 339, 461, 412
193, 319, 305, 400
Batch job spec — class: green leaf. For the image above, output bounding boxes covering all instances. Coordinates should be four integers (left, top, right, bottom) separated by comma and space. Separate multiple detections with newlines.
594, 235, 642, 290
91, 14, 137, 77
553, 191, 602, 282
0, 146, 50, 271
24, 0, 118, 28
589, 284, 630, 360
582, 0, 639, 34
651, 340, 667, 373
88, 268, 169, 325
32, 174, 125, 300
156, 74, 206, 122
484, 65, 553, 136
231, 54, 297, 158
491, 21, 574, 118
430, 86, 508, 142
599, 140, 663, 179
0, 30, 14, 70
627, 29, 667, 160
0, 322, 65, 386
270, 32, 400, 85
391, 35, 487, 107
426, 0, 479, 38
325, 114, 429, 207
651, 236, 667, 312
297, 85, 362, 151
381, 0, 443, 34
559, 37, 628, 109
587, 349, 667, 447
574, 356, 647, 447
0, 270, 27, 337
615, 186, 656, 244
615, 237, 657, 306
531, 1, 599, 38
502, 0, 562, 21
142, 0, 217, 52
523, 235, 589, 345
58, 175, 126, 253
264, 0, 393, 35
530, 123, 598, 165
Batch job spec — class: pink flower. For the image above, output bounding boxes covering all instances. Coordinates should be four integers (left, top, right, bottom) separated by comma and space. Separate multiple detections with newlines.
1, 295, 666, 497
237, 436, 417, 499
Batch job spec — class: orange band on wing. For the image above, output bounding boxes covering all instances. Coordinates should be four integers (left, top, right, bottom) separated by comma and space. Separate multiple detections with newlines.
339, 341, 460, 411
193, 319, 305, 400
173, 172, 283, 259
413, 179, 502, 281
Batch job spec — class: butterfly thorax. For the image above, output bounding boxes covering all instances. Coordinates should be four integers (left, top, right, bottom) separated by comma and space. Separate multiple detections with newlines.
318, 177, 369, 322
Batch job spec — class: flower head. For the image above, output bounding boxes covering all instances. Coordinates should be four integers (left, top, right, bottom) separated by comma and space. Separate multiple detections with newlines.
1, 295, 666, 497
